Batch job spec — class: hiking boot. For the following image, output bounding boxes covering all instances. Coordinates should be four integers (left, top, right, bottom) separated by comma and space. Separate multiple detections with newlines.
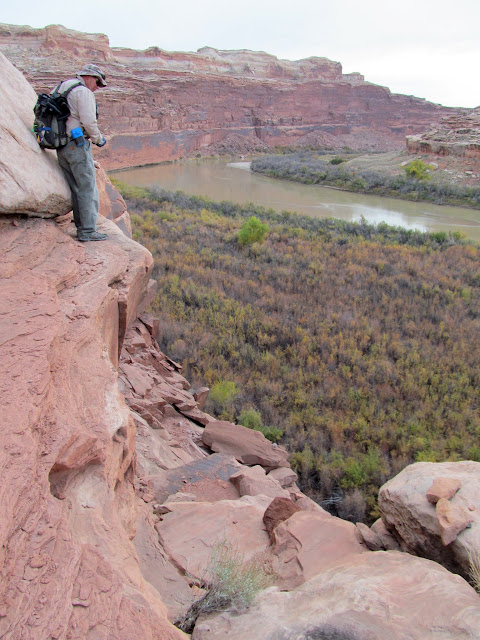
77, 232, 108, 242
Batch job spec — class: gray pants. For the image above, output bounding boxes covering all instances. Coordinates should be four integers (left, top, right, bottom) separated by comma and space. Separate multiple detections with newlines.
57, 139, 99, 237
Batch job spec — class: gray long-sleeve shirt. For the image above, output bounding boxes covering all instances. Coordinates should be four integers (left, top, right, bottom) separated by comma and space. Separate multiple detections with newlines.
57, 77, 103, 145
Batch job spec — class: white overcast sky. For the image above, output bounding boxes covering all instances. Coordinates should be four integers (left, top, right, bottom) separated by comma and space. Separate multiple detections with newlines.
3, 0, 479, 108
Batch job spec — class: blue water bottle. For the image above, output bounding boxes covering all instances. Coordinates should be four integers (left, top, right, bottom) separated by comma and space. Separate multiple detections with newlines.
71, 126, 85, 146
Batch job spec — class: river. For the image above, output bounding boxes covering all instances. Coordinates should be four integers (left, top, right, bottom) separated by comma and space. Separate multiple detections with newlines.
110, 160, 480, 241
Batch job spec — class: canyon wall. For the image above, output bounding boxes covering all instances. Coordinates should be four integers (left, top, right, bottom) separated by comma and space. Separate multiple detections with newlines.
1, 50, 480, 640
0, 23, 466, 170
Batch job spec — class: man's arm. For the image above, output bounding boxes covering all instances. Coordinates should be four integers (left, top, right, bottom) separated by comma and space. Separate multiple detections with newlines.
76, 88, 104, 145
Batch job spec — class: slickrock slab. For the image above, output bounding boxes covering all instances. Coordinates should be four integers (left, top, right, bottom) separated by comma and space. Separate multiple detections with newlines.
378, 461, 480, 577
0, 216, 185, 639
427, 477, 461, 504
155, 495, 272, 581
202, 421, 289, 471
0, 52, 71, 215
230, 465, 290, 500
133, 411, 192, 474
192, 551, 480, 640
270, 510, 365, 589
133, 502, 192, 622
148, 453, 242, 504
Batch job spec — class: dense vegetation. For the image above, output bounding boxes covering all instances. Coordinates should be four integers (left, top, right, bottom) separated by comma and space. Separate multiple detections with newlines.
251, 152, 480, 208
116, 181, 480, 522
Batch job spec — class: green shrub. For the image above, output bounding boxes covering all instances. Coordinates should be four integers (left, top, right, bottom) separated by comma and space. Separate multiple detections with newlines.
403, 159, 435, 181
330, 157, 345, 165
238, 409, 263, 430
238, 217, 269, 246
209, 381, 238, 419
238, 409, 284, 442
257, 424, 285, 443
176, 541, 272, 633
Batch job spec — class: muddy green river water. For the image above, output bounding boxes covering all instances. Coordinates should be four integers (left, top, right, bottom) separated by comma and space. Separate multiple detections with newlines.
111, 160, 480, 241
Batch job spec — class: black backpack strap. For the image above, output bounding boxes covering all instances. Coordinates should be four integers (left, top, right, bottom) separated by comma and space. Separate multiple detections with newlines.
61, 81, 83, 98
52, 80, 83, 98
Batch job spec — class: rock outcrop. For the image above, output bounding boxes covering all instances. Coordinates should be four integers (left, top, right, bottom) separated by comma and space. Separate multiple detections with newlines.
192, 552, 480, 640
378, 461, 480, 578
406, 109, 480, 159
202, 420, 289, 470
0, 23, 466, 169
0, 51, 185, 640
0, 52, 71, 215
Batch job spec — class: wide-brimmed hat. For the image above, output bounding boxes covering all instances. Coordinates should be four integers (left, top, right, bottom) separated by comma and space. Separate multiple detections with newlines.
76, 63, 107, 86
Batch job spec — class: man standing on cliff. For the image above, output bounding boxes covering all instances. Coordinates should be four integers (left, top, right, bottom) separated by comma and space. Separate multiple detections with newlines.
56, 64, 108, 242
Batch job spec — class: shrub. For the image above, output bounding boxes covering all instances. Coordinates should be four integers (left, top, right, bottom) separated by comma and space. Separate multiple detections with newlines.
176, 541, 272, 633
238, 216, 269, 246
330, 157, 345, 165
239, 409, 284, 442
209, 381, 238, 419
257, 424, 285, 443
238, 409, 263, 430
403, 159, 435, 181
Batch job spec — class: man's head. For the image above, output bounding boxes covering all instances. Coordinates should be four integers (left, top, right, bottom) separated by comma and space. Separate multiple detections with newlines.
76, 64, 107, 91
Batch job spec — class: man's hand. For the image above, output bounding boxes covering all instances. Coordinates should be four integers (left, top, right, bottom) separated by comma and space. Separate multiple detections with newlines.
96, 137, 107, 147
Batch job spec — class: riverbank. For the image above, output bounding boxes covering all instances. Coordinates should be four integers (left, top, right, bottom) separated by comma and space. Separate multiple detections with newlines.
250, 150, 480, 210
109, 157, 480, 241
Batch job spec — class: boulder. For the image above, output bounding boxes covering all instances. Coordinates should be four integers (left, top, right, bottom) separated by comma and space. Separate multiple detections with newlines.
155, 495, 272, 581
192, 552, 480, 640
202, 421, 289, 470
267, 466, 298, 488
378, 461, 480, 577
426, 477, 461, 504
193, 387, 210, 410
270, 510, 365, 589
370, 518, 401, 551
262, 497, 301, 542
436, 498, 473, 546
0, 53, 71, 215
354, 522, 385, 551
229, 465, 290, 500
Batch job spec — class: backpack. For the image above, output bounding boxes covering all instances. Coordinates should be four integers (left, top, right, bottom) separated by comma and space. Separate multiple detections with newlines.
33, 81, 82, 150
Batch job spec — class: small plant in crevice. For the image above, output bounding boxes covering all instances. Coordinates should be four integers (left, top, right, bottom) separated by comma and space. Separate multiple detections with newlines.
468, 549, 480, 594
175, 541, 273, 633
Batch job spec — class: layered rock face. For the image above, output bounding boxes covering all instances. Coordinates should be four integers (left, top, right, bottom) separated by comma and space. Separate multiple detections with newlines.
406, 109, 480, 159
0, 23, 464, 169
0, 51, 182, 640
